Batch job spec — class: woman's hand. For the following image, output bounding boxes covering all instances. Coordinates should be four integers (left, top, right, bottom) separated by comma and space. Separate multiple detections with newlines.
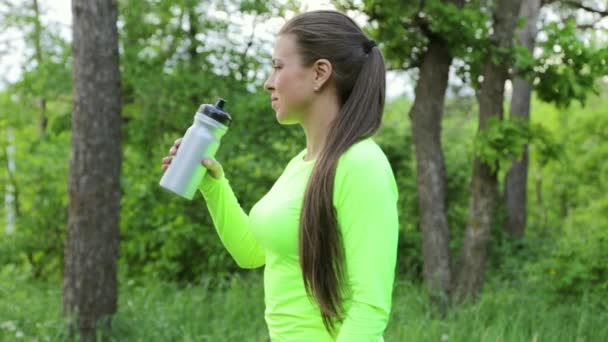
161, 137, 224, 180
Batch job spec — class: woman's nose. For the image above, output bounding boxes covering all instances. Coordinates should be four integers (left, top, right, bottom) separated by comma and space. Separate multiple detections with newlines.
264, 75, 274, 92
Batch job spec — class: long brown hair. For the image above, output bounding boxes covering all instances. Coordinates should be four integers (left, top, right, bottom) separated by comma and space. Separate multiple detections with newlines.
279, 10, 386, 334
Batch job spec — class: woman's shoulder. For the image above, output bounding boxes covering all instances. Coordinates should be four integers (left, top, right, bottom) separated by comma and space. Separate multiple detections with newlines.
334, 137, 396, 186
334, 137, 398, 202
339, 137, 391, 169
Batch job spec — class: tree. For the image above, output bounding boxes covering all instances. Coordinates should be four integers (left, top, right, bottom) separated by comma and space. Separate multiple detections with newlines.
63, 0, 122, 339
0, 0, 72, 278
504, 0, 608, 237
405, 0, 464, 311
453, 0, 524, 301
503, 0, 541, 238
116, 0, 301, 283
344, 0, 608, 304
31, 0, 47, 138
337, 0, 490, 307
450, 0, 607, 299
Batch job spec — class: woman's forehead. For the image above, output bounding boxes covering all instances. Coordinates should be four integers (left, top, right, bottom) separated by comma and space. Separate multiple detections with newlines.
272, 35, 299, 61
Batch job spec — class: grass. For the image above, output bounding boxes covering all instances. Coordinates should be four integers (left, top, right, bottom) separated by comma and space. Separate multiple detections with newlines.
387, 279, 607, 341
1, 270, 607, 341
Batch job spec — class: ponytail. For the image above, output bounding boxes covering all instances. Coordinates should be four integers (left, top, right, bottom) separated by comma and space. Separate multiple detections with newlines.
280, 10, 386, 334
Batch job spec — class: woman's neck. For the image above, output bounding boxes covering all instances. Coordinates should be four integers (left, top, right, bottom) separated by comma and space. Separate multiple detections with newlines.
301, 94, 340, 161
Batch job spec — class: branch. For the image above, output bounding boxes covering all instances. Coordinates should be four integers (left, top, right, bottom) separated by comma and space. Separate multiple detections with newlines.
561, 0, 608, 16
238, 15, 258, 82
335, 1, 360, 13
161, 5, 184, 58
541, 0, 561, 5
577, 14, 608, 29
387, 62, 418, 72
398, 12, 439, 40
0, 34, 26, 45
414, 15, 436, 39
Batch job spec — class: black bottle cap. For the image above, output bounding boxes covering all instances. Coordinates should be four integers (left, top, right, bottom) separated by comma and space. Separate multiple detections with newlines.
200, 98, 232, 127
215, 98, 226, 110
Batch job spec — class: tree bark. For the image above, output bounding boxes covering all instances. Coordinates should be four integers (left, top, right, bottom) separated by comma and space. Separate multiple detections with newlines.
32, 0, 47, 138
504, 0, 541, 238
410, 37, 452, 311
4, 130, 19, 234
409, 0, 464, 311
453, 0, 524, 301
63, 0, 122, 340
187, 1, 201, 107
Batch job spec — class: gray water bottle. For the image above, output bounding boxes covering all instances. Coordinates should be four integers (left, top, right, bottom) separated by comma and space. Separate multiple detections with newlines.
159, 98, 232, 199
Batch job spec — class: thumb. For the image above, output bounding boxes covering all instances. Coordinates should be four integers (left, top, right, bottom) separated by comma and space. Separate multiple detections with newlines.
202, 158, 223, 179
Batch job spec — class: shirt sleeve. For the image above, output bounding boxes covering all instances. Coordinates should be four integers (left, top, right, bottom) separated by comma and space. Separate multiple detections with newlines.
199, 174, 265, 269
334, 154, 399, 341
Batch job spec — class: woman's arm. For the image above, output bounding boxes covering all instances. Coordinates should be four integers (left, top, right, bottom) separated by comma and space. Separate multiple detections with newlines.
334, 152, 399, 341
199, 175, 265, 269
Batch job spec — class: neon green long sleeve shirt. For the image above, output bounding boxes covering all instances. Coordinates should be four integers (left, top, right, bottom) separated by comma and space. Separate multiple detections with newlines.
199, 138, 399, 341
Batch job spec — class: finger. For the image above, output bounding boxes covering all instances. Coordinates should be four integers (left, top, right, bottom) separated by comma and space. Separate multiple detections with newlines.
202, 158, 216, 168
202, 160, 219, 173
162, 156, 172, 164
174, 138, 182, 147
169, 146, 177, 155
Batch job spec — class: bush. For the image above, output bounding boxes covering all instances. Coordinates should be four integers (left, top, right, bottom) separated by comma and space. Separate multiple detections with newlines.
525, 92, 608, 298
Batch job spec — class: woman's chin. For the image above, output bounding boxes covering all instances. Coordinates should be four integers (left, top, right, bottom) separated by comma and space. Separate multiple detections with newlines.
275, 111, 298, 125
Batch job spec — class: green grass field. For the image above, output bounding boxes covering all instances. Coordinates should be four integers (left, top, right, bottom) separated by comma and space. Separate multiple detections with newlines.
1, 271, 606, 341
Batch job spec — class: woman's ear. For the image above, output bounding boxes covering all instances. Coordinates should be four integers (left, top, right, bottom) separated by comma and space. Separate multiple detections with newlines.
312, 58, 333, 92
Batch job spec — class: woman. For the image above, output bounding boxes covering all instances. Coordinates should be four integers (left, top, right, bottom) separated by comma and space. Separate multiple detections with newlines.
162, 10, 399, 342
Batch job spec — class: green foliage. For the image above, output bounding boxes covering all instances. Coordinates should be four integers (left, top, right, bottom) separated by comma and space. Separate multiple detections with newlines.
116, 0, 302, 282
0, 0, 73, 280
0, 62, 71, 281
356, 0, 427, 70
239, 0, 275, 14
537, 198, 608, 297
375, 98, 422, 278
526, 94, 608, 297
0, 0, 300, 283
425, 1, 491, 88
374, 96, 478, 279
340, 0, 491, 80
0, 0, 606, 308
349, 0, 607, 98
532, 19, 608, 108
442, 96, 477, 255
474, 116, 561, 172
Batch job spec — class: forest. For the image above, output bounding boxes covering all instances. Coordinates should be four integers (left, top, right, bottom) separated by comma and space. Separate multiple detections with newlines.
0, 0, 607, 341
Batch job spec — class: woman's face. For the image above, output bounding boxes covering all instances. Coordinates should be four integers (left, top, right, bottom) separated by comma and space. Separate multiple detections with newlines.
264, 34, 315, 124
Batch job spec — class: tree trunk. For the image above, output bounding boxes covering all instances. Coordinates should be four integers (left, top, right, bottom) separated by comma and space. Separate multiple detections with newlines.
410, 37, 453, 311
187, 1, 201, 106
63, 0, 122, 340
32, 0, 47, 138
504, 0, 541, 238
409, 0, 464, 311
4, 130, 18, 234
453, 0, 524, 301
